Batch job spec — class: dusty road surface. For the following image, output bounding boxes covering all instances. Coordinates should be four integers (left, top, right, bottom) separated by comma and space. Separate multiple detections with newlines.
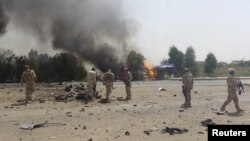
1, 79, 250, 141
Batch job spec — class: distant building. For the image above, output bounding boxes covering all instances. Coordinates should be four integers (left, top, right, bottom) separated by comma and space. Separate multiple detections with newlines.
155, 64, 175, 80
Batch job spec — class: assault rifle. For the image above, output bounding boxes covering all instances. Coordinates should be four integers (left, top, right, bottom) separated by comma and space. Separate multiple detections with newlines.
237, 77, 245, 95
182, 85, 186, 97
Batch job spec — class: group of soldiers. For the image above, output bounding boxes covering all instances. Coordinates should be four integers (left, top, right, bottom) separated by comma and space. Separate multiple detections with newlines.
86, 67, 132, 102
21, 64, 244, 113
182, 67, 244, 113
20, 65, 132, 103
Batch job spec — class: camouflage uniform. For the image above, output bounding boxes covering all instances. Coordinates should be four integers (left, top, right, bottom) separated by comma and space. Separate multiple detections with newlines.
182, 69, 193, 107
220, 68, 243, 113
21, 67, 37, 103
87, 69, 96, 99
122, 69, 132, 100
102, 69, 114, 101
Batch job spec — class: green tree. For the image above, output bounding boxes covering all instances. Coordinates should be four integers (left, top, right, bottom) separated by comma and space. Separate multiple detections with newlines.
127, 50, 145, 80
168, 45, 184, 74
204, 53, 217, 76
184, 47, 198, 76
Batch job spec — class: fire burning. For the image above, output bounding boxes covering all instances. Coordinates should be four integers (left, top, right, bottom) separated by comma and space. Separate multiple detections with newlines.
144, 61, 157, 80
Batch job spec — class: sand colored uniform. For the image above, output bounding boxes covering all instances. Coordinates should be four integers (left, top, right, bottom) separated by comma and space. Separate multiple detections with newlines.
220, 74, 241, 112
21, 69, 36, 102
182, 71, 193, 106
122, 71, 132, 100
103, 71, 115, 100
87, 70, 96, 98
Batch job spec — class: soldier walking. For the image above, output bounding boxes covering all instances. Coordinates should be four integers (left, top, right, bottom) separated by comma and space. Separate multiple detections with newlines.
102, 68, 115, 102
220, 68, 244, 113
21, 65, 37, 103
182, 68, 193, 108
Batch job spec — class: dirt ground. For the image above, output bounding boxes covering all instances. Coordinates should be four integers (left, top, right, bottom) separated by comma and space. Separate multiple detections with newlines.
1, 79, 250, 141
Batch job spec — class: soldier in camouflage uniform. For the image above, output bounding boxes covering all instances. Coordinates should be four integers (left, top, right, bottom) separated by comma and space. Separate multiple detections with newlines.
182, 68, 193, 108
220, 68, 244, 113
102, 68, 115, 101
21, 65, 37, 103
121, 68, 132, 101
87, 67, 96, 99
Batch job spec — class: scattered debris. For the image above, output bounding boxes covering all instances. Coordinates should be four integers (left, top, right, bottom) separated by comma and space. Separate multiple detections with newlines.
20, 121, 48, 130
173, 94, 177, 97
99, 98, 110, 104
158, 87, 166, 91
66, 112, 72, 117
80, 108, 85, 112
19, 121, 66, 130
161, 127, 188, 135
54, 94, 69, 102
114, 135, 120, 139
201, 119, 216, 127
179, 110, 184, 112
143, 130, 150, 136
143, 126, 158, 136
64, 85, 72, 92
133, 104, 137, 107
83, 125, 87, 129
116, 97, 123, 101
125, 131, 130, 136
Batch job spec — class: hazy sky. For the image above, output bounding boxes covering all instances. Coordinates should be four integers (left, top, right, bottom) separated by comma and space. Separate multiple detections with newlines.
124, 0, 250, 65
0, 0, 250, 66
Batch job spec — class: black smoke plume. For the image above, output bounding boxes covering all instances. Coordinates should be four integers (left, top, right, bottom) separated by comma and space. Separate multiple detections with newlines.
0, 0, 136, 74
0, 0, 8, 35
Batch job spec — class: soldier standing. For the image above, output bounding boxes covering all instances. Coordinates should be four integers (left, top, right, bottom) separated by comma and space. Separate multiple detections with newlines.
121, 68, 132, 101
220, 68, 244, 113
102, 68, 115, 102
21, 65, 37, 103
182, 68, 193, 108
87, 67, 96, 99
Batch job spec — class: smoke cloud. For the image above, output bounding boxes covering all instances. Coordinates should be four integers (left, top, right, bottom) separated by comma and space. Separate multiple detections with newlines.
0, 0, 136, 73
0, 0, 8, 35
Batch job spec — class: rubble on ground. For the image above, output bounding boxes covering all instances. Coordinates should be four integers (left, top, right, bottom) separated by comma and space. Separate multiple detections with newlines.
34, 83, 101, 103
161, 127, 188, 135
201, 119, 216, 127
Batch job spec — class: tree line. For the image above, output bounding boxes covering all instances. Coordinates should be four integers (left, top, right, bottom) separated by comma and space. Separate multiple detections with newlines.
0, 48, 146, 83
161, 45, 218, 77
1, 46, 248, 83
0, 49, 86, 83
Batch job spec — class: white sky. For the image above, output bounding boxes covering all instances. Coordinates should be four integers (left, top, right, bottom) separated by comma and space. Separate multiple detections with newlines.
124, 0, 250, 65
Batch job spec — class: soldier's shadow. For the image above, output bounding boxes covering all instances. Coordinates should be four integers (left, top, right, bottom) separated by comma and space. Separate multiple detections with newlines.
227, 112, 244, 117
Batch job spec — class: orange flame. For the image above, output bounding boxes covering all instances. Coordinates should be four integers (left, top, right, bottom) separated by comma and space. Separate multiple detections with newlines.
144, 61, 157, 80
